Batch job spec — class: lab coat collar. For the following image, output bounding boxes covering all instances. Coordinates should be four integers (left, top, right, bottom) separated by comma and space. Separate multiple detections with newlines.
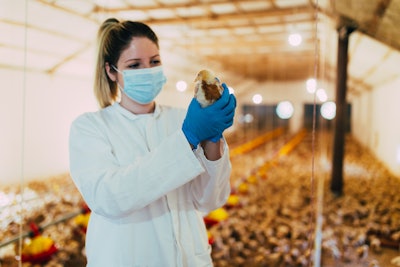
112, 102, 162, 120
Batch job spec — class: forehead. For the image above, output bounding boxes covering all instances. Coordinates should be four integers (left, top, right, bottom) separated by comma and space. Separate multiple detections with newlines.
119, 37, 159, 62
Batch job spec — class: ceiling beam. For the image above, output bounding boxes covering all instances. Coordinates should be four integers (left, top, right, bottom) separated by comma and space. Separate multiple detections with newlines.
94, 0, 302, 12
178, 37, 316, 52
93, 4, 314, 25
46, 43, 92, 75
365, 0, 392, 35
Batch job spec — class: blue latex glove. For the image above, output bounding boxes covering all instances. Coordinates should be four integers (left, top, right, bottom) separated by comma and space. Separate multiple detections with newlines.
182, 83, 236, 147
209, 83, 236, 142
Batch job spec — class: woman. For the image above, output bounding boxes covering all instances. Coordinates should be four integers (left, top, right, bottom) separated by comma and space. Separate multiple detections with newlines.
69, 18, 236, 267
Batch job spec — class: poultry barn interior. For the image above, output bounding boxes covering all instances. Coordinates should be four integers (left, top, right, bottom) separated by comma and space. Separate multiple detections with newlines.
1, 0, 400, 266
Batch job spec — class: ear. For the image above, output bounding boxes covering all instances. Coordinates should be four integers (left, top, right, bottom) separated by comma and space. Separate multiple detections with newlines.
105, 62, 117, 82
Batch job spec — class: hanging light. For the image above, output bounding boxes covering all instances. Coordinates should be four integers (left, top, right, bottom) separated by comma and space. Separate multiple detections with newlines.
320, 101, 336, 120
176, 80, 187, 92
288, 33, 302, 47
306, 78, 317, 94
252, 94, 262, 104
244, 114, 254, 123
316, 88, 328, 102
276, 101, 294, 119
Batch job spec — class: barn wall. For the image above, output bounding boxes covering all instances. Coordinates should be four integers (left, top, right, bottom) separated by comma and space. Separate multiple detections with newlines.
352, 77, 400, 176
0, 68, 96, 185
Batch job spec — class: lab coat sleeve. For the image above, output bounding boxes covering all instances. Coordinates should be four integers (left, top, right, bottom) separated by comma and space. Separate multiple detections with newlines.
189, 139, 232, 214
69, 113, 205, 219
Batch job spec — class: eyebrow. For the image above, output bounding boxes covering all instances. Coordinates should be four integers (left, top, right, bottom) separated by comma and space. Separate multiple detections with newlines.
124, 54, 160, 63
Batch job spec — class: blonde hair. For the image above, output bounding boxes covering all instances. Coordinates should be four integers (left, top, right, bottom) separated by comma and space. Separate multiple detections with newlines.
94, 18, 160, 108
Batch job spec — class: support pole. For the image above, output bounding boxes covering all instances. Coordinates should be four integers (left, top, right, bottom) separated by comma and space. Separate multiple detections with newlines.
330, 21, 356, 195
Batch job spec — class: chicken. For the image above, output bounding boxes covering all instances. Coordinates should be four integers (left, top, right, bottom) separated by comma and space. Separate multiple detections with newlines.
194, 69, 224, 107
391, 256, 400, 266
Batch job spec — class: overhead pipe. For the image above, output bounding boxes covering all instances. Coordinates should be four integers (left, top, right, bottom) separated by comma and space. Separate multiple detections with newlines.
330, 18, 357, 195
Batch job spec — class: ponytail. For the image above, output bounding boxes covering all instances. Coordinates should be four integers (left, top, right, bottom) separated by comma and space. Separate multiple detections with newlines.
94, 18, 120, 108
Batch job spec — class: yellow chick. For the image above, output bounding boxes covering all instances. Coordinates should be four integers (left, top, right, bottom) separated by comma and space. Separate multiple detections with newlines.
194, 69, 224, 107
238, 182, 249, 194
226, 194, 240, 207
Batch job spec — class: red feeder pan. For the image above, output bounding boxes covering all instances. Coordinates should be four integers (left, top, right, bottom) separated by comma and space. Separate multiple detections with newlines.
204, 217, 219, 228
21, 243, 58, 263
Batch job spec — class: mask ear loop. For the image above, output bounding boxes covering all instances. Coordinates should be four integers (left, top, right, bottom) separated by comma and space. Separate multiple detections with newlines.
111, 65, 124, 91
111, 65, 120, 73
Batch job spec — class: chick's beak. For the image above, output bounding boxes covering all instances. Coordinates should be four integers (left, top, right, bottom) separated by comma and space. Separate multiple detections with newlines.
194, 73, 201, 82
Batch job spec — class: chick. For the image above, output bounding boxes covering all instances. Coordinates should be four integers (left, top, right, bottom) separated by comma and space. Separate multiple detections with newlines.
194, 69, 224, 107
391, 256, 400, 266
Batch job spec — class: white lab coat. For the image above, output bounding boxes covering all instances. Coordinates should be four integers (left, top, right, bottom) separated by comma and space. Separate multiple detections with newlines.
69, 102, 231, 267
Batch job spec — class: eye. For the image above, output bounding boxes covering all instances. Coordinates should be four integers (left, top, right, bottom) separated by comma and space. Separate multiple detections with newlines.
151, 59, 161, 66
128, 63, 140, 69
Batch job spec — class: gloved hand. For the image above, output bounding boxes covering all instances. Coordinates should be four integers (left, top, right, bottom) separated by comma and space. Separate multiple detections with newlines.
208, 83, 236, 142
182, 83, 236, 148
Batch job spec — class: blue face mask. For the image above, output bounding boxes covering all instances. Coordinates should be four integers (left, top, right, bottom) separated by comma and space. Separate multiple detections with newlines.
113, 65, 167, 104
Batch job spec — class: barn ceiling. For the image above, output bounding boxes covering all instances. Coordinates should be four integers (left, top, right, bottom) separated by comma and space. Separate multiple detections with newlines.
1, 0, 399, 96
